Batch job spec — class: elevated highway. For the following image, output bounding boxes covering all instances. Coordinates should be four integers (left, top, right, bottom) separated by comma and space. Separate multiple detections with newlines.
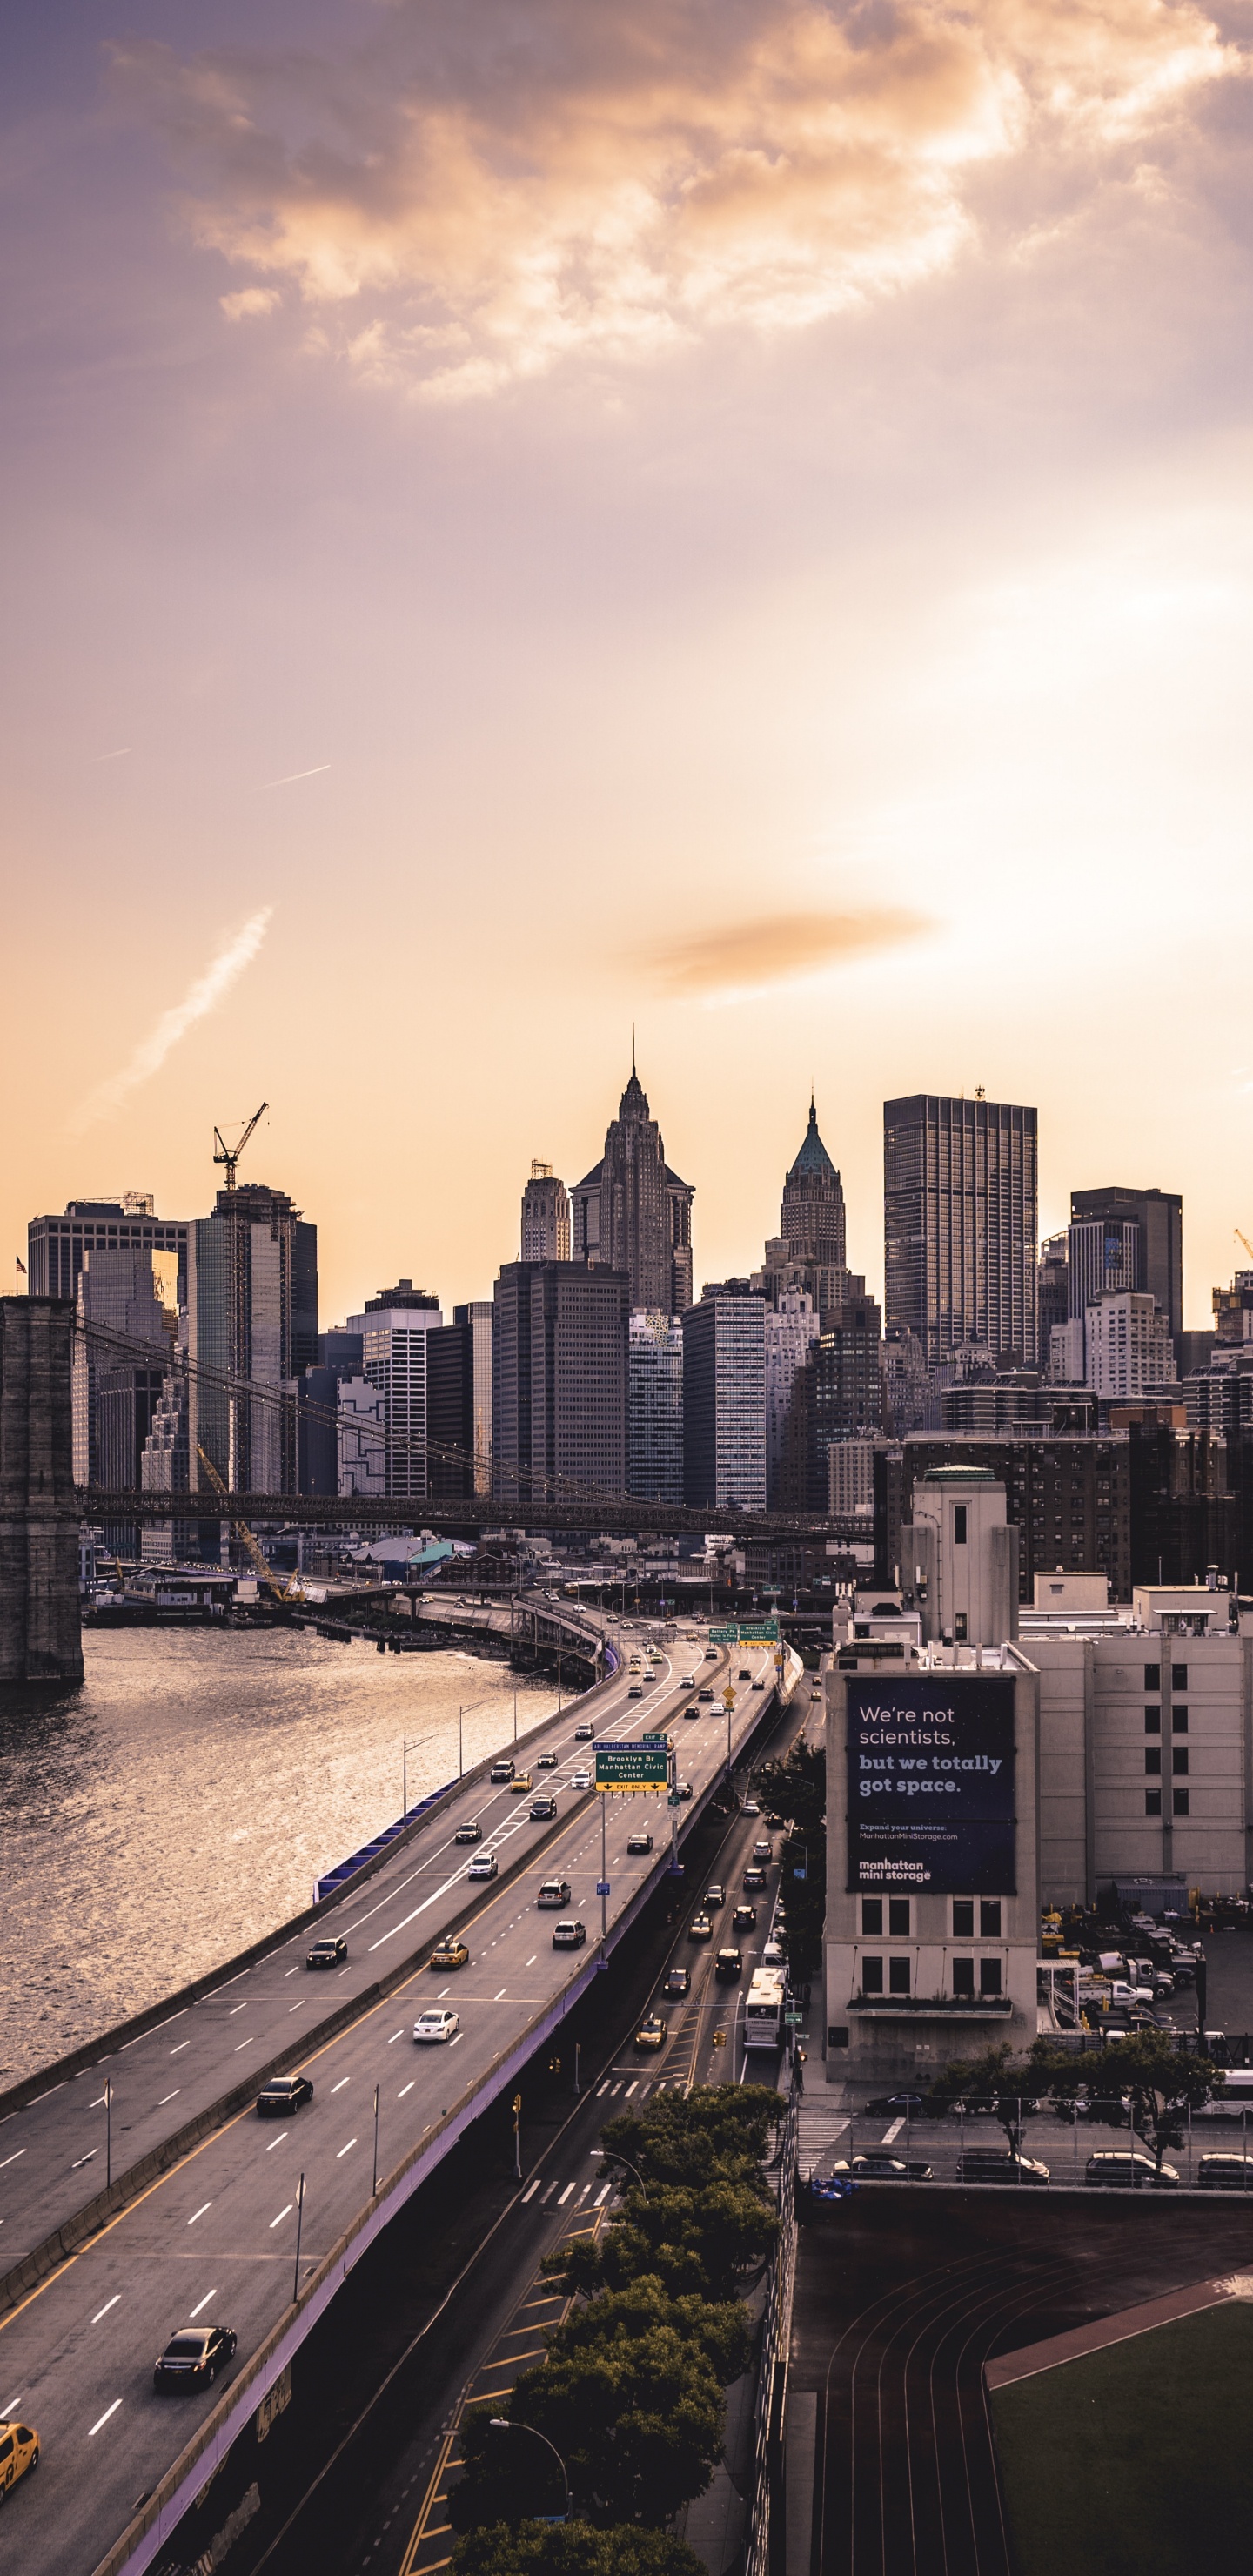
0, 1619, 797, 2576
77, 1486, 865, 1546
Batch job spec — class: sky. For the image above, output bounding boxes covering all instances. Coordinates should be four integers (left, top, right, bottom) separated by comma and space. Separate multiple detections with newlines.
4, 0, 1253, 1329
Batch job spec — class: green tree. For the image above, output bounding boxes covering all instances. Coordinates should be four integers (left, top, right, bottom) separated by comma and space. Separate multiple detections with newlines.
547, 2177, 778, 2303
753, 1739, 825, 1839
546, 2276, 751, 2388
600, 2082, 782, 2190
927, 2043, 1043, 2155
452, 2524, 706, 2576
1031, 2032, 1225, 2175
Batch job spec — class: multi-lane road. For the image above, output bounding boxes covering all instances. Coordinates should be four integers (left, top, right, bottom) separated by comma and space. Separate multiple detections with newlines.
0, 1615, 788, 2576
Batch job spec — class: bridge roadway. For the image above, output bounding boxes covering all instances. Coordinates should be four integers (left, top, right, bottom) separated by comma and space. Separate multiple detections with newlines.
0, 1627, 784, 2576
77, 1486, 863, 1546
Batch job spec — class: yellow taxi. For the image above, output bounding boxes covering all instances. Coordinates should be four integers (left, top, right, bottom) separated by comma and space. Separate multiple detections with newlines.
430, 1937, 470, 1971
510, 1772, 533, 1794
636, 2014, 668, 2051
0, 2418, 39, 2499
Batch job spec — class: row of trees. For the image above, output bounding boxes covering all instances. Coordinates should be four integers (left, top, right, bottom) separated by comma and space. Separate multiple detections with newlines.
752, 1736, 825, 1977
929, 2036, 1227, 2173
449, 2083, 785, 2576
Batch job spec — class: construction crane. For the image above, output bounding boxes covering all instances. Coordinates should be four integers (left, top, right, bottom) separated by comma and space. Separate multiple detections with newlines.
1236, 1229, 1253, 1269
213, 1102, 267, 1191
196, 1442, 303, 1604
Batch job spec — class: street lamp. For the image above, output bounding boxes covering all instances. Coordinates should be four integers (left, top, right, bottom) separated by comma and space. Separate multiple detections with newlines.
592, 2149, 647, 2192
487, 2420, 571, 2523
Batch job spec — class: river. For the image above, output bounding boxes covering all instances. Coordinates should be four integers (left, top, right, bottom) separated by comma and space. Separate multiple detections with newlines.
0, 1627, 557, 2086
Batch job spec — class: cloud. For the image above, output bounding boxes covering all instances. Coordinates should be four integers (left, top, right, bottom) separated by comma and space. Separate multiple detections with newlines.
111, 0, 1243, 399
220, 285, 281, 320
70, 908, 274, 1130
645, 904, 932, 996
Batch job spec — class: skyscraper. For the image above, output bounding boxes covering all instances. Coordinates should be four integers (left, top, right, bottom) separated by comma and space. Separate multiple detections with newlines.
627, 1311, 684, 1506
492, 1261, 629, 1505
884, 1094, 1038, 1367
190, 1181, 318, 1496
428, 1301, 494, 1499
520, 1163, 572, 1264
571, 1067, 694, 1314
764, 1291, 820, 1506
759, 1100, 863, 1313
1069, 1186, 1183, 1341
344, 1282, 443, 1501
682, 1284, 767, 1513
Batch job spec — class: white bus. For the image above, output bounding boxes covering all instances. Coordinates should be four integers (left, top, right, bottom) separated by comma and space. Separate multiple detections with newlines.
743, 1966, 787, 2049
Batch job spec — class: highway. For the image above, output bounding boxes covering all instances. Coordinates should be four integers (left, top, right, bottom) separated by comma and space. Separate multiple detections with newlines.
0, 1617, 788, 2576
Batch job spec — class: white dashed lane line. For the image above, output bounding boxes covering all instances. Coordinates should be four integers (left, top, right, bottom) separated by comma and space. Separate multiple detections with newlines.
91, 2296, 121, 2324
190, 2291, 216, 2318
270, 2205, 293, 2230
187, 2204, 211, 2226
89, 2399, 122, 2437
337, 2138, 358, 2158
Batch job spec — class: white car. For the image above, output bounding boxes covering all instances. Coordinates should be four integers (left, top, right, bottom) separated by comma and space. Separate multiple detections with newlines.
569, 1769, 593, 1791
413, 2009, 459, 2043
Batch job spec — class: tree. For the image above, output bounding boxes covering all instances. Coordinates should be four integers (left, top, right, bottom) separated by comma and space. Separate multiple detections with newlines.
546, 2277, 751, 2389
927, 2043, 1042, 2155
753, 1739, 825, 1839
753, 1741, 825, 1972
547, 2177, 778, 2303
452, 2523, 706, 2576
1031, 2032, 1225, 2175
600, 2083, 782, 2190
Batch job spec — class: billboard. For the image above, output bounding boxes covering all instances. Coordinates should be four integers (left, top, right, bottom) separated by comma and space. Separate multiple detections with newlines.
846, 1673, 1015, 1895
595, 1740, 670, 1792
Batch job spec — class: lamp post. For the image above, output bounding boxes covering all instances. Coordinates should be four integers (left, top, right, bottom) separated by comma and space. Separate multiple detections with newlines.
593, 2148, 646, 2192
291, 2171, 305, 2304
372, 2083, 380, 2197
487, 2420, 571, 2524
105, 2080, 113, 2188
459, 1704, 464, 1779
403, 1734, 408, 1826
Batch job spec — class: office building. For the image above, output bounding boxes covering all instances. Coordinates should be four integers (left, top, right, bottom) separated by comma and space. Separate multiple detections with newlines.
1070, 1184, 1183, 1341
765, 1291, 820, 1506
71, 1244, 174, 1496
681, 1284, 766, 1513
881, 1325, 930, 1436
1036, 1231, 1069, 1369
189, 1183, 318, 1497
1086, 1291, 1175, 1401
520, 1164, 571, 1265
627, 1311, 684, 1505
814, 1296, 884, 1446
571, 1066, 694, 1314
28, 1196, 188, 1305
344, 1282, 443, 1502
828, 1438, 876, 1520
759, 1100, 860, 1314
1068, 1217, 1139, 1325
884, 1093, 1038, 1366
337, 1379, 387, 1498
492, 1261, 629, 1505
428, 1302, 494, 1499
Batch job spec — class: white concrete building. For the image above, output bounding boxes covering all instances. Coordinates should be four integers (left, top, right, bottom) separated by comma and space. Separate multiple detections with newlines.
346, 1288, 444, 1500
828, 1438, 876, 1520
1086, 1291, 1173, 1399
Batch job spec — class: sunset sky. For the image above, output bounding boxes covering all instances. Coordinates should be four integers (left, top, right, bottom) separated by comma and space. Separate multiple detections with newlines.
5, 0, 1253, 1328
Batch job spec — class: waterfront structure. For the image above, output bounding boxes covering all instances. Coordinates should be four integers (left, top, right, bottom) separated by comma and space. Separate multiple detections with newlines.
344, 1283, 443, 1502
884, 1093, 1038, 1366
428, 1301, 494, 1499
492, 1260, 629, 1504
520, 1163, 571, 1265
1086, 1291, 1175, 1401
627, 1310, 684, 1505
27, 1195, 188, 1305
571, 1066, 694, 1314
190, 1183, 318, 1498
1070, 1184, 1183, 1343
765, 1291, 820, 1506
681, 1283, 767, 1513
0, 1296, 84, 1680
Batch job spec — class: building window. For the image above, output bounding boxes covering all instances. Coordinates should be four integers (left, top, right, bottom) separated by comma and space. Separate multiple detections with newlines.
979, 1959, 1002, 1995
1172, 1664, 1188, 1691
1145, 1747, 1161, 1775
980, 1900, 1002, 1937
1172, 1706, 1188, 1732
861, 1956, 884, 1994
953, 1957, 975, 1996
1144, 1707, 1160, 1734
953, 1899, 975, 1937
861, 1899, 883, 1935
1173, 1788, 1189, 1817
888, 1958, 911, 1996
1146, 1790, 1162, 1815
1144, 1663, 1161, 1691
888, 1898, 911, 1936
953, 1504, 968, 1543
955, 1612, 968, 1640
1172, 1747, 1189, 1775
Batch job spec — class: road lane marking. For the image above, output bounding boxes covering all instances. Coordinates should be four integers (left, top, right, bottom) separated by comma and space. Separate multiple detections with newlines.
493, 1990, 507, 2002
288, 2002, 305, 2013
576, 2185, 590, 2206
187, 2204, 211, 2225
89, 2398, 122, 2436
387, 2029, 405, 2043
171, 2041, 190, 2056
594, 2185, 611, 2205
331, 2078, 350, 2095
228, 2002, 248, 2016
540, 2183, 556, 2203
0, 2150, 27, 2169
596, 2083, 610, 2097
90, 2094, 108, 2108
557, 2183, 575, 2205
284, 1966, 300, 1978
882, 2119, 905, 2144
526, 1955, 537, 1967
265, 2133, 288, 2150
91, 2296, 121, 2323
624, 2081, 639, 2098
337, 2138, 358, 2157
270, 2205, 293, 2228
520, 2180, 540, 2203
234, 2038, 255, 2052
190, 2291, 217, 2318
398, 2082, 415, 2099
0, 2395, 21, 2416
158, 2090, 181, 2106
71, 2150, 99, 2170
449, 2033, 464, 2045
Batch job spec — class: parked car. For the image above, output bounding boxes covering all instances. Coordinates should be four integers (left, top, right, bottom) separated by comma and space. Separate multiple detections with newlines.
454, 1821, 483, 1844
832, 2153, 934, 2183
733, 1904, 756, 1932
1085, 2151, 1179, 2187
413, 2009, 459, 2044
154, 2324, 238, 2391
537, 1879, 572, 1908
761, 1941, 786, 1969
569, 1770, 593, 1791
530, 1795, 557, 1821
627, 1830, 653, 1855
689, 1913, 714, 1942
0, 2418, 39, 2496
510, 1773, 533, 1794
430, 1938, 470, 1971
958, 2150, 1051, 2185
715, 1947, 743, 1981
306, 1935, 346, 1969
490, 1760, 515, 1784
866, 2091, 929, 2116
636, 2015, 668, 2051
663, 1966, 691, 1997
552, 1919, 586, 1949
256, 2074, 313, 2118
467, 1852, 499, 1880
537, 1751, 559, 1769
1197, 2153, 1253, 2190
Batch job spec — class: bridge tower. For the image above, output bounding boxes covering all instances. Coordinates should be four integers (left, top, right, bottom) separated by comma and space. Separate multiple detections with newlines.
0, 1296, 84, 1681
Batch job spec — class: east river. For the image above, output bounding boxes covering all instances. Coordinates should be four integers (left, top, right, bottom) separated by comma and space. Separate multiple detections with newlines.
0, 1627, 555, 2085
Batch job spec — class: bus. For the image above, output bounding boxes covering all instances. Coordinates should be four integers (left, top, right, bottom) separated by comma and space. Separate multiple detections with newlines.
743, 1967, 787, 2049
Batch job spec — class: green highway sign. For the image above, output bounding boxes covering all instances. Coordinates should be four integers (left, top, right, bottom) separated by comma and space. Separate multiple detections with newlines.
708, 1620, 779, 1645
595, 1740, 669, 1793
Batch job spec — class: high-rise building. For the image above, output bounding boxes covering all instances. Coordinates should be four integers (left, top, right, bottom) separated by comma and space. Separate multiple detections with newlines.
27, 1196, 188, 1305
345, 1282, 443, 1501
765, 1291, 820, 1506
760, 1100, 860, 1313
776, 1295, 883, 1512
627, 1311, 684, 1505
884, 1094, 1038, 1367
1036, 1231, 1069, 1369
1068, 1218, 1138, 1325
520, 1164, 572, 1265
681, 1284, 766, 1513
428, 1301, 494, 1499
571, 1067, 694, 1315
190, 1182, 318, 1497
71, 1244, 174, 1494
492, 1262, 629, 1505
1069, 1186, 1183, 1342
1086, 1291, 1175, 1401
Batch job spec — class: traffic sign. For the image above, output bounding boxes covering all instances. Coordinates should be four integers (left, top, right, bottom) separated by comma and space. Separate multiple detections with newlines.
595, 1740, 669, 1792
596, 1879, 611, 1897
785, 2012, 804, 2025
708, 1620, 780, 1645
667, 1791, 683, 1808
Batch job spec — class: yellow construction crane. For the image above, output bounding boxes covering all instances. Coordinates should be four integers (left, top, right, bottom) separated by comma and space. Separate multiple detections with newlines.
1236, 1229, 1253, 1269
196, 1442, 303, 1603
213, 1102, 267, 1191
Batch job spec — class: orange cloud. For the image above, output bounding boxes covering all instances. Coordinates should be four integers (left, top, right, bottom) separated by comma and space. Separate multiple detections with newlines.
645, 906, 933, 996
113, 0, 1242, 398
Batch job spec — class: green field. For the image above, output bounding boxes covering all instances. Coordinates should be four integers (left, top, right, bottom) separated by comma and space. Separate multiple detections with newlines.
991, 2298, 1253, 2576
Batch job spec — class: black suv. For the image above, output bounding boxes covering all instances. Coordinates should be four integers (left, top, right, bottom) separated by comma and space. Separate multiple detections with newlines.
306, 1935, 346, 1969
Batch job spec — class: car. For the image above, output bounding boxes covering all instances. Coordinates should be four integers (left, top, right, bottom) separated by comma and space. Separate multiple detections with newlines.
537, 1751, 559, 1769
552, 1919, 586, 1949
1197, 2154, 1253, 2190
753, 1838, 773, 1861
866, 2091, 929, 2117
958, 2150, 1051, 2185
574, 1722, 595, 1740
430, 1938, 470, 1971
689, 1912, 714, 1941
530, 1796, 557, 1821
715, 1947, 743, 1981
467, 1852, 499, 1880
705, 1884, 726, 1908
256, 2073, 314, 2118
153, 2324, 238, 2392
739, 1667, 752, 1680
733, 1903, 756, 1932
636, 2015, 668, 2050
0, 2419, 38, 2497
683, 1704, 700, 1720
663, 1966, 691, 1998
306, 1935, 346, 1969
413, 2008, 459, 2043
1085, 2151, 1179, 2188
752, 1678, 766, 1688
680, 1674, 697, 1690
537, 1878, 572, 1907
743, 1866, 767, 1892
454, 1820, 483, 1844
704, 1647, 718, 1660
569, 1769, 593, 1790
490, 1760, 516, 1784
675, 1780, 694, 1801
698, 1687, 715, 1702
743, 1801, 761, 1817
627, 1682, 644, 1698
627, 1830, 653, 1855
510, 1772, 533, 1794
833, 2153, 934, 2182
